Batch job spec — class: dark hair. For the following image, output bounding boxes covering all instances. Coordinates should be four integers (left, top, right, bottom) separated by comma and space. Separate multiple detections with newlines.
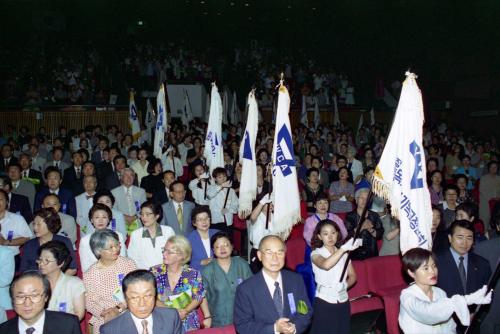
487, 161, 498, 172
44, 166, 62, 180
122, 270, 157, 297
402, 248, 437, 278
427, 170, 444, 187
448, 219, 475, 236
162, 170, 175, 179
444, 184, 459, 195
336, 154, 347, 162
454, 173, 468, 184
71, 151, 83, 158
38, 240, 72, 272
7, 163, 21, 172
140, 200, 163, 222
210, 231, 232, 251
10, 271, 51, 302
169, 180, 185, 192
306, 167, 320, 179
34, 207, 62, 234
456, 202, 477, 220
311, 156, 323, 167
88, 203, 113, 222
337, 166, 350, 175
93, 189, 116, 206
0, 177, 12, 191
310, 219, 342, 250
113, 154, 127, 165
313, 193, 329, 205
191, 205, 211, 224
147, 158, 162, 174
212, 167, 227, 179
427, 157, 439, 167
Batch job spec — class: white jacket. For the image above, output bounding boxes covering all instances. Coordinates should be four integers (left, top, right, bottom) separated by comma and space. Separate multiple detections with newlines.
127, 225, 175, 270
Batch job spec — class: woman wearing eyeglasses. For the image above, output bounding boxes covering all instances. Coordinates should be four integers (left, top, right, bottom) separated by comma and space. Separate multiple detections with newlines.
38, 240, 85, 320
150, 235, 208, 332
84, 229, 137, 334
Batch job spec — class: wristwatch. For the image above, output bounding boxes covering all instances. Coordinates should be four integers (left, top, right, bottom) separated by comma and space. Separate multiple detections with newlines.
116, 305, 124, 313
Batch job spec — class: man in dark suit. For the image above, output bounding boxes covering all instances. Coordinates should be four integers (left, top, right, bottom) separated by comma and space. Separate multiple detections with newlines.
161, 181, 195, 236
62, 151, 85, 196
0, 271, 81, 333
91, 136, 109, 164
104, 154, 129, 190
0, 144, 18, 175
436, 219, 491, 297
100, 270, 182, 334
152, 171, 176, 205
0, 176, 33, 223
18, 153, 43, 192
234, 235, 312, 334
97, 147, 120, 185
34, 167, 76, 218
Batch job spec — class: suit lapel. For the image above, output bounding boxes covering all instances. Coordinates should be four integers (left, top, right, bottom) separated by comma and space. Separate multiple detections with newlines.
281, 271, 293, 317
257, 271, 280, 320
466, 254, 477, 291
152, 309, 164, 334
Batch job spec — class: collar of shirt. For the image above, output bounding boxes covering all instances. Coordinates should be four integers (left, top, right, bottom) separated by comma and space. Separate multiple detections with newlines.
50, 188, 60, 195
442, 201, 455, 210
19, 310, 45, 333
450, 247, 469, 271
262, 270, 283, 303
123, 185, 133, 194
130, 313, 153, 334
172, 200, 183, 210
142, 224, 163, 239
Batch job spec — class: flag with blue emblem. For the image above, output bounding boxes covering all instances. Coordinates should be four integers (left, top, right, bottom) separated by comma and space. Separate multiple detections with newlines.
300, 94, 308, 127
204, 83, 224, 173
154, 84, 167, 159
144, 98, 154, 144
128, 91, 142, 142
313, 96, 320, 129
238, 90, 259, 217
181, 89, 194, 129
372, 72, 432, 254
333, 94, 340, 126
272, 83, 301, 239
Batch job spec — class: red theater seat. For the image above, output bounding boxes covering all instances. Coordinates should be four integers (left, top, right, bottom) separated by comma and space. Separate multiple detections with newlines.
285, 237, 306, 270
191, 325, 236, 333
6, 309, 16, 319
348, 261, 384, 315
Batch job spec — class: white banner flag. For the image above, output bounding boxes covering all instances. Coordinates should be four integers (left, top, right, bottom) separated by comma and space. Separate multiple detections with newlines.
313, 96, 320, 129
144, 98, 155, 144
204, 83, 224, 173
333, 94, 340, 126
222, 88, 229, 125
357, 112, 364, 133
370, 107, 376, 126
372, 72, 432, 254
230, 91, 241, 125
300, 94, 308, 127
272, 84, 301, 239
238, 90, 259, 217
181, 90, 194, 128
154, 84, 167, 159
128, 92, 142, 143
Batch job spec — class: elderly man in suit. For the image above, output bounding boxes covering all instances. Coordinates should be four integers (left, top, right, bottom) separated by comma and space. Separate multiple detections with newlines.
105, 154, 130, 190
62, 151, 85, 196
18, 153, 43, 192
34, 167, 77, 218
100, 270, 182, 334
41, 194, 78, 247
75, 175, 98, 235
161, 181, 195, 236
0, 176, 33, 223
0, 271, 81, 333
0, 144, 18, 174
29, 143, 47, 173
234, 235, 313, 334
8, 163, 36, 212
91, 137, 109, 164
43, 147, 69, 178
111, 168, 146, 231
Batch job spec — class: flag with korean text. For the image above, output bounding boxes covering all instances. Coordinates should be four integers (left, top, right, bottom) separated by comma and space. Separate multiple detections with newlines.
203, 83, 224, 173
181, 90, 194, 128
128, 91, 142, 142
313, 96, 320, 129
154, 84, 167, 159
333, 94, 340, 126
372, 72, 432, 254
272, 84, 301, 239
238, 90, 259, 217
144, 98, 155, 144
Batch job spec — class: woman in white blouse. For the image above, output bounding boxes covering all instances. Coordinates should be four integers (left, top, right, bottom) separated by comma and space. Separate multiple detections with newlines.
161, 144, 183, 179
79, 203, 127, 272
127, 200, 175, 269
310, 219, 361, 334
38, 240, 86, 320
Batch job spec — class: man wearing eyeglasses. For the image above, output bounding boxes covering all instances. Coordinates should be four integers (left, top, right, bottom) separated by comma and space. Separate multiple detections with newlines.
100, 270, 182, 334
0, 271, 81, 333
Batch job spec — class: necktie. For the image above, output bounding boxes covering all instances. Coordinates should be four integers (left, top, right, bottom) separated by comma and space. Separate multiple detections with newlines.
23, 170, 28, 178
26, 328, 35, 334
76, 167, 81, 179
273, 281, 283, 317
177, 204, 183, 229
141, 319, 149, 334
458, 256, 467, 292
86, 194, 93, 200
126, 188, 134, 214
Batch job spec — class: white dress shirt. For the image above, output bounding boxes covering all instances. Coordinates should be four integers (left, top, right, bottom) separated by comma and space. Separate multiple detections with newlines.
19, 310, 45, 333
131, 313, 153, 334
0, 212, 34, 255
262, 270, 283, 305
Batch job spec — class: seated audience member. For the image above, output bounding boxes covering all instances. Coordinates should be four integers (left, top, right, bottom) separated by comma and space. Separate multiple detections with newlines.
431, 206, 449, 253
43, 146, 69, 176
345, 187, 384, 260
455, 202, 484, 238
329, 155, 353, 183
161, 145, 183, 179
479, 161, 500, 232
29, 143, 47, 172
34, 167, 76, 218
0, 271, 81, 333
128, 201, 175, 270
379, 215, 400, 256
328, 167, 354, 214
399, 248, 492, 334
0, 176, 33, 223
38, 240, 85, 320
75, 175, 98, 235
150, 235, 208, 332
311, 156, 329, 189
41, 194, 77, 247
100, 270, 183, 334
436, 220, 491, 298
428, 170, 445, 206
301, 167, 325, 214
20, 208, 77, 275
18, 152, 43, 191
130, 147, 149, 184
140, 158, 164, 199
0, 224, 15, 310
454, 155, 478, 190
234, 235, 312, 334
87, 190, 128, 237
0, 189, 33, 256
310, 220, 361, 334
84, 229, 137, 334
248, 194, 274, 274
187, 205, 217, 271
438, 185, 459, 230
207, 167, 239, 235
8, 164, 36, 210
202, 232, 252, 328
79, 203, 127, 272
455, 174, 474, 204
153, 170, 175, 205
161, 181, 195, 236
188, 163, 210, 206
104, 154, 128, 190
62, 151, 85, 196
303, 194, 347, 247
111, 168, 147, 234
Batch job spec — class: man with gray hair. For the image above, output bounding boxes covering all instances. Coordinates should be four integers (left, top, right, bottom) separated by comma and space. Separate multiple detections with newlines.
111, 168, 146, 232
345, 186, 384, 260
0, 271, 81, 333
